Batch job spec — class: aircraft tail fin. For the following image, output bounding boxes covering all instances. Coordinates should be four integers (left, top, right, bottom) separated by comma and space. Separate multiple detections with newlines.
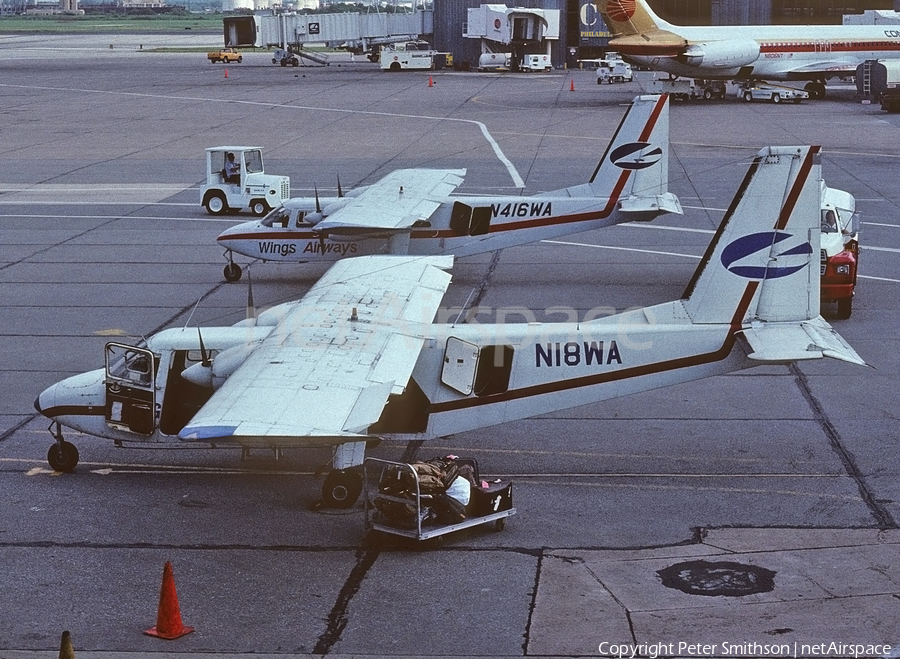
680, 145, 865, 365
583, 94, 682, 218
598, 0, 667, 37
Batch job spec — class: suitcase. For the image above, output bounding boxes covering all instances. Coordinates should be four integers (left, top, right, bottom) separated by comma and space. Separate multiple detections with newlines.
471, 480, 513, 517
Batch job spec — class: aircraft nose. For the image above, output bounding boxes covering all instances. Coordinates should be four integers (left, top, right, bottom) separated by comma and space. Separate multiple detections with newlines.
34, 383, 56, 417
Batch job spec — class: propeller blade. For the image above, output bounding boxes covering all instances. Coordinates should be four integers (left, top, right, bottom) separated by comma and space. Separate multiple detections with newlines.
314, 184, 322, 213
246, 269, 256, 321
336, 174, 344, 198
197, 328, 211, 367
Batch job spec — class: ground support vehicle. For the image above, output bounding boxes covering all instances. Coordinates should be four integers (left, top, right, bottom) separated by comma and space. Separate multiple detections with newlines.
738, 82, 808, 104
380, 43, 452, 71
820, 183, 860, 319
650, 77, 725, 100
272, 48, 299, 67
596, 60, 633, 83
364, 457, 516, 547
208, 48, 242, 64
200, 146, 290, 219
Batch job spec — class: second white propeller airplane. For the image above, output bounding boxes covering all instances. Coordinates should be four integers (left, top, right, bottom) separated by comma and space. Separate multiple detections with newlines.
36, 144, 864, 508
216, 94, 681, 282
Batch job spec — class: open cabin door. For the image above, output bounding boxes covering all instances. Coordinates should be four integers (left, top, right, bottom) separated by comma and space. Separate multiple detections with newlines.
104, 342, 156, 435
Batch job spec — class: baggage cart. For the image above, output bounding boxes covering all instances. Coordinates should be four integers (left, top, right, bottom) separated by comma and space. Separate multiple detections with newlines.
364, 457, 516, 545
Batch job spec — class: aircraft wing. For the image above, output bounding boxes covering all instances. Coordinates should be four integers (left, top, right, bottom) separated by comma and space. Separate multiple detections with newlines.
315, 168, 466, 232
179, 255, 453, 444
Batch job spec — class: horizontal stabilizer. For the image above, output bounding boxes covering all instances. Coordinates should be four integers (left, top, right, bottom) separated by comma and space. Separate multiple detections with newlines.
619, 192, 683, 216
738, 317, 866, 366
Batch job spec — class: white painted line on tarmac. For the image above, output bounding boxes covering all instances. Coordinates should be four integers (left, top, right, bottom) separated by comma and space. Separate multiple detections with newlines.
0, 213, 235, 222
0, 82, 527, 189
542, 239, 702, 260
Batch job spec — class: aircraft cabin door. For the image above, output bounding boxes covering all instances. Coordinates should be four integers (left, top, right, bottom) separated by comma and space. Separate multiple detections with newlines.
104, 342, 157, 435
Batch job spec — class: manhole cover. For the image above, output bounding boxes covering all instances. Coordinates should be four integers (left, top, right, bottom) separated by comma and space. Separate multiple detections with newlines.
657, 560, 776, 597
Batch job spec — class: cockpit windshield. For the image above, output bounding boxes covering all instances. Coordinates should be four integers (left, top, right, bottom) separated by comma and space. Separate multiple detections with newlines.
262, 206, 291, 228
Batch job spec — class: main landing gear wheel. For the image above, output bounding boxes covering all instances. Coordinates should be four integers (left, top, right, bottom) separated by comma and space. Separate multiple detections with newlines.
47, 441, 79, 472
322, 469, 362, 509
223, 262, 243, 282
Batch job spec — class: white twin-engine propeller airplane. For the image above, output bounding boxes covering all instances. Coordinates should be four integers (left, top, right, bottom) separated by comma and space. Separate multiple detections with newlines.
598, 0, 900, 98
35, 145, 865, 508
216, 94, 681, 282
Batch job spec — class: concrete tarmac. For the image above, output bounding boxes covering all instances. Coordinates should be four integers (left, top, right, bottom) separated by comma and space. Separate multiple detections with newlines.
1, 34, 899, 658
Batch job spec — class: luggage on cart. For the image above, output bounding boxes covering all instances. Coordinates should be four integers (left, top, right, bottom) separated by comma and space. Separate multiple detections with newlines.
364, 456, 516, 545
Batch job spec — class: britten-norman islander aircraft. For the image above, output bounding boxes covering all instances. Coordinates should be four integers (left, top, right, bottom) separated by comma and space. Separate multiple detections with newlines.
215, 94, 681, 282
597, 0, 900, 98
35, 145, 864, 508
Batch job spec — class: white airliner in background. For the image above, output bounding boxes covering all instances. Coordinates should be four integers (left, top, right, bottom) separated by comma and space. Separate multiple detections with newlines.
599, 0, 900, 97
35, 145, 864, 508
216, 94, 680, 281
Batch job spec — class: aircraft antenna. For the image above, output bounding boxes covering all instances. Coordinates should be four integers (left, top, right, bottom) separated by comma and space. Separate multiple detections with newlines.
451, 288, 477, 327
183, 295, 204, 329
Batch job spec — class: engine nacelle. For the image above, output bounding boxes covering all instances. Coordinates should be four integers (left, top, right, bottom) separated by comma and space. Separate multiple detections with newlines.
181, 342, 259, 390
678, 39, 760, 69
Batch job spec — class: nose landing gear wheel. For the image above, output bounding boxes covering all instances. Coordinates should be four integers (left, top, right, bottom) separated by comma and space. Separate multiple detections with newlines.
47, 440, 79, 472
322, 469, 362, 508
223, 262, 243, 282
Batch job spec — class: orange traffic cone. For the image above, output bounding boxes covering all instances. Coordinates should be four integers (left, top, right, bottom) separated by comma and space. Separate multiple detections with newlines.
58, 630, 75, 659
570, 78, 575, 91
144, 561, 194, 640
224, 67, 229, 78
428, 75, 433, 87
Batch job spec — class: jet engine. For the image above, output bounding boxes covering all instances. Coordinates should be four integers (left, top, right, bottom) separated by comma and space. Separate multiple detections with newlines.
677, 39, 760, 69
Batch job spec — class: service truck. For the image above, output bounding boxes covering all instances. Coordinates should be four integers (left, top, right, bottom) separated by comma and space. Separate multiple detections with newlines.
820, 182, 860, 319
207, 48, 242, 64
380, 42, 451, 71
200, 147, 290, 217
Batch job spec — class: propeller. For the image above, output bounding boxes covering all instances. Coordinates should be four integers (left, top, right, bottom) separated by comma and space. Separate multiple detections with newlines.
336, 173, 344, 198
197, 328, 211, 368
246, 269, 256, 322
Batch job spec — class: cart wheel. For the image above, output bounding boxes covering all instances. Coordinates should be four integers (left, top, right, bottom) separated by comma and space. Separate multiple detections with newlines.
493, 518, 506, 532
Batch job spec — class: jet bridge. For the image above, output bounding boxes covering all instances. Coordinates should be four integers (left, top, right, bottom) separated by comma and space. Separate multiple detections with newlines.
223, 10, 433, 58
463, 4, 559, 70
